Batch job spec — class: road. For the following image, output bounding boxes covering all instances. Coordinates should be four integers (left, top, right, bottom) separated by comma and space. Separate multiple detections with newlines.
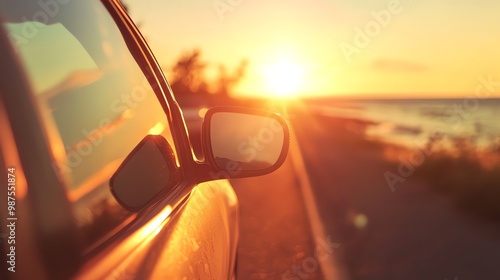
289, 110, 500, 280
233, 107, 500, 280
231, 149, 326, 280
229, 105, 344, 280
184, 106, 330, 279
187, 104, 500, 280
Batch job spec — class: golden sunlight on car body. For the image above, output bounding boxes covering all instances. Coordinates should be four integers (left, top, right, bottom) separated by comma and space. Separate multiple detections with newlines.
148, 121, 166, 135
76, 205, 172, 280
140, 205, 173, 239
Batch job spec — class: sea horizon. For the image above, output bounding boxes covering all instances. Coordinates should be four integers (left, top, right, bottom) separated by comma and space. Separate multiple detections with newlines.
301, 97, 500, 150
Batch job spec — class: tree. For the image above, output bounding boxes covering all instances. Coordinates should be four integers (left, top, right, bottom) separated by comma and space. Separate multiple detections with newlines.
169, 49, 247, 97
170, 49, 209, 95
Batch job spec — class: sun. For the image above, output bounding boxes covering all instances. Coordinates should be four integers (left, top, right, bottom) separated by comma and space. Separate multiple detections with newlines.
263, 59, 305, 98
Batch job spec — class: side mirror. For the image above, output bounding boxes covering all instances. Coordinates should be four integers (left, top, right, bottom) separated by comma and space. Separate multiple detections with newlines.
110, 135, 179, 211
202, 107, 290, 178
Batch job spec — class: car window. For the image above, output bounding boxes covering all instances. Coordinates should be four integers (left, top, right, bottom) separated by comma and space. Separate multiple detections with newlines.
1, 1, 177, 249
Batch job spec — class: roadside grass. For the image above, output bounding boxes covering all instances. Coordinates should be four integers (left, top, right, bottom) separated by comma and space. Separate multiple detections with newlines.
414, 137, 500, 221
292, 104, 500, 222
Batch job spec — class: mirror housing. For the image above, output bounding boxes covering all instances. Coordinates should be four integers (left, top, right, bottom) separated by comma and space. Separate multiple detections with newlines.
110, 135, 179, 211
202, 107, 290, 179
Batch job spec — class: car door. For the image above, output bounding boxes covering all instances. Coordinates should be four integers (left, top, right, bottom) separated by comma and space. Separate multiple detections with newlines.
0, 0, 237, 279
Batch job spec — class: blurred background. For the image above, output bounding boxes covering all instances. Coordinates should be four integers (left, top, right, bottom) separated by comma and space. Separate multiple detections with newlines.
124, 0, 500, 99
124, 1, 500, 279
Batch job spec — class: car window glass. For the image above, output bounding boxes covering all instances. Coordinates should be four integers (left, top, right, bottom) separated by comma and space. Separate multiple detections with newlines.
1, 1, 177, 248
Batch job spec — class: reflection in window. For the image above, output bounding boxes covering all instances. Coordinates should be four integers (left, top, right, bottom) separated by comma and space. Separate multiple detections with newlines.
2, 1, 176, 249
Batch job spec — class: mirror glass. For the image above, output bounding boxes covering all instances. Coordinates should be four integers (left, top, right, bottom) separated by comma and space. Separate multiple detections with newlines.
210, 112, 286, 172
111, 136, 176, 211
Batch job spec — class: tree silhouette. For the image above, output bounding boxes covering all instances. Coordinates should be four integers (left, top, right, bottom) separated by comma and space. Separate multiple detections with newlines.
169, 49, 246, 97
170, 49, 209, 95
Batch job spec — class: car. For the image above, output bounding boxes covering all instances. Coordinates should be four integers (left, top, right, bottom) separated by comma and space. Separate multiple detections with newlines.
0, 1, 290, 279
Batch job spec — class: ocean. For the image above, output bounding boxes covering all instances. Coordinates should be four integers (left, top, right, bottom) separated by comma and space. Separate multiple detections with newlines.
305, 98, 500, 151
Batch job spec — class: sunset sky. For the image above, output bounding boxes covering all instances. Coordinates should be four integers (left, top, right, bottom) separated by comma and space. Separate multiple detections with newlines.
125, 0, 500, 98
